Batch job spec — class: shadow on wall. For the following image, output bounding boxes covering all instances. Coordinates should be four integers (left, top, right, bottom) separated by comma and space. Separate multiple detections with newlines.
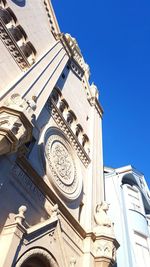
11, 0, 26, 7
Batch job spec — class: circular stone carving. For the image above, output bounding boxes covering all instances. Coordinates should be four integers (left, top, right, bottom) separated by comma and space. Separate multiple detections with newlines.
44, 128, 82, 201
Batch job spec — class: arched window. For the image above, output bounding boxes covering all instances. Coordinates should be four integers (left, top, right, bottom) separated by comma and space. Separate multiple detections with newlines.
50, 87, 62, 105
66, 110, 77, 126
58, 99, 68, 113
75, 123, 83, 138
20, 42, 36, 64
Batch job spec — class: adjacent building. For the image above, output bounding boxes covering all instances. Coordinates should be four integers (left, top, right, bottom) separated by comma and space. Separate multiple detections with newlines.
105, 165, 150, 267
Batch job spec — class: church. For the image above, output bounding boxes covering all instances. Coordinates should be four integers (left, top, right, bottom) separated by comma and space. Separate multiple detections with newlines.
0, 1, 119, 267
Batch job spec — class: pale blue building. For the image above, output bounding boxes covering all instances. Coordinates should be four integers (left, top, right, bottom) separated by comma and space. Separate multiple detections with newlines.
105, 165, 150, 267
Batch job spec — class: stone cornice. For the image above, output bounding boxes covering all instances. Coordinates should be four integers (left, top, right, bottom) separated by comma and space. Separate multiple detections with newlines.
49, 98, 91, 168
57, 33, 90, 80
43, 0, 60, 37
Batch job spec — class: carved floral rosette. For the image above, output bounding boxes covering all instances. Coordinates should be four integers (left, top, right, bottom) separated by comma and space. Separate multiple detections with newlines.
44, 128, 82, 201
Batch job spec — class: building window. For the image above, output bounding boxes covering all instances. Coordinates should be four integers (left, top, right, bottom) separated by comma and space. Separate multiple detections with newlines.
127, 186, 142, 212
134, 232, 150, 267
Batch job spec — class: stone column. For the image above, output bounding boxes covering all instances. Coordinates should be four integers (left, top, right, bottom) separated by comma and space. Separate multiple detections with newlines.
0, 206, 27, 267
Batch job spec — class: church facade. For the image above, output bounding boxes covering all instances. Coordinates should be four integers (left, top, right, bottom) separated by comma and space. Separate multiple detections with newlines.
0, 1, 119, 266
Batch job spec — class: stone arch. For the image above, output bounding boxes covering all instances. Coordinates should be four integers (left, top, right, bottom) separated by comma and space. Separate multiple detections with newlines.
20, 41, 36, 64
122, 173, 138, 187
82, 133, 89, 152
0, 7, 16, 27
58, 98, 69, 113
15, 247, 59, 267
75, 123, 83, 138
66, 110, 77, 125
50, 87, 62, 105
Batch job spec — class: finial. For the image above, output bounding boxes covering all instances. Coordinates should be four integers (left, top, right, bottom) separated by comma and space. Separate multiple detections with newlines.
51, 204, 59, 219
15, 205, 27, 224
90, 82, 99, 99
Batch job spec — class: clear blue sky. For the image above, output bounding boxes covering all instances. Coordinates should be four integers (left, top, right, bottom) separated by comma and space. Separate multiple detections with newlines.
52, 0, 150, 188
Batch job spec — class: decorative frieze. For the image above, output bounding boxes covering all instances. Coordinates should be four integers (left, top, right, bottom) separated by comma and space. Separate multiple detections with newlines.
57, 33, 89, 80
47, 96, 91, 168
0, 2, 36, 70
11, 164, 45, 205
43, 0, 60, 37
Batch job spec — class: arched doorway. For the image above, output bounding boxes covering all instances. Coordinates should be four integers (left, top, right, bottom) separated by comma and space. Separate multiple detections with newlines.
21, 255, 50, 267
15, 248, 59, 267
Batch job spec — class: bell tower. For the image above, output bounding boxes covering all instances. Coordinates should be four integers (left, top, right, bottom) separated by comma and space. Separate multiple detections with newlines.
0, 1, 119, 266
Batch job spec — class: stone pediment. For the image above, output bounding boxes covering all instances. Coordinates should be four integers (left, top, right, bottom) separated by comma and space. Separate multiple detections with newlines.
14, 206, 68, 267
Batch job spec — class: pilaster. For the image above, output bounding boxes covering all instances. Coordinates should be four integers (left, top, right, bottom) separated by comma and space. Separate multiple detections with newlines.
93, 202, 119, 267
0, 206, 27, 267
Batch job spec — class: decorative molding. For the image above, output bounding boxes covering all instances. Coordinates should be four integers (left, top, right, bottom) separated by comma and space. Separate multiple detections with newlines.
68, 58, 84, 80
94, 236, 119, 267
47, 98, 91, 168
0, 2, 36, 70
56, 31, 103, 118
57, 33, 90, 80
0, 94, 33, 155
11, 163, 45, 205
60, 215, 83, 251
43, 0, 60, 37
0, 107, 32, 154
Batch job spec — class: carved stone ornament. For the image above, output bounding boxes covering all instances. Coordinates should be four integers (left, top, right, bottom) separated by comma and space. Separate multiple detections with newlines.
94, 238, 118, 267
57, 32, 90, 79
0, 94, 33, 155
93, 202, 120, 267
93, 202, 114, 235
44, 128, 82, 201
48, 98, 91, 167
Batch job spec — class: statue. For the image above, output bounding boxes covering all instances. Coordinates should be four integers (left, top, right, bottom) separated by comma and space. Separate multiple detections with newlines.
93, 201, 114, 235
